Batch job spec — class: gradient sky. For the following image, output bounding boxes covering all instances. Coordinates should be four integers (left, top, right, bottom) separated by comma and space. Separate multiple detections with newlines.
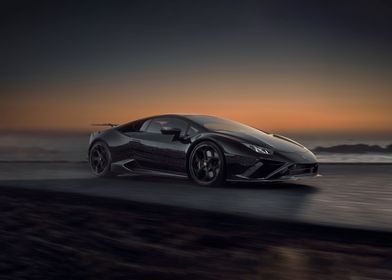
1, 0, 392, 133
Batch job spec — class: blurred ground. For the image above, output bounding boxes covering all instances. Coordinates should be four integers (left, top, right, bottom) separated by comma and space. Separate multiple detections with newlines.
0, 163, 391, 231
0, 187, 391, 280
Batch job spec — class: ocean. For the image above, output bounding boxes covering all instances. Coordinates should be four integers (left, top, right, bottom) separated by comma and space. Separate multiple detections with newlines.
0, 131, 391, 163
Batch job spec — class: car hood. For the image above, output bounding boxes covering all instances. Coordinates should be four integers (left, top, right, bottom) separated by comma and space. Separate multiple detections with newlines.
216, 130, 307, 153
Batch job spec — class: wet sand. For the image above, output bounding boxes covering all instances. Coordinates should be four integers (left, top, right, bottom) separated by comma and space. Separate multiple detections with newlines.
0, 162, 391, 231
0, 187, 391, 280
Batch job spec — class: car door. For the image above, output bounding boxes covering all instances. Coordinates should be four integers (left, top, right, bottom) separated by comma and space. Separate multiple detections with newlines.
115, 118, 150, 165
131, 117, 191, 173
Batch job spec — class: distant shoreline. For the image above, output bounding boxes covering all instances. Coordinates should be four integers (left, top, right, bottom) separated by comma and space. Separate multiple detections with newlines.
313, 143, 392, 154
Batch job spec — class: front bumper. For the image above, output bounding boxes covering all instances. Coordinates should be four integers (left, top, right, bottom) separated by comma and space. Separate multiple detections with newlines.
227, 172, 321, 183
227, 159, 320, 182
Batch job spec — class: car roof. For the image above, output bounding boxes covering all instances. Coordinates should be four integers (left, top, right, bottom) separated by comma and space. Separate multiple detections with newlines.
155, 113, 216, 118
118, 114, 216, 130
143, 113, 212, 119
142, 114, 214, 130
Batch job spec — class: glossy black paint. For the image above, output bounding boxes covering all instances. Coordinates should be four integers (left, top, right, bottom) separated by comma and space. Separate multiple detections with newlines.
88, 114, 319, 182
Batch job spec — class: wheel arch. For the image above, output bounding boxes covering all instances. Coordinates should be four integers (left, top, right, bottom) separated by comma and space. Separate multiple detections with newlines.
88, 138, 108, 160
185, 137, 227, 178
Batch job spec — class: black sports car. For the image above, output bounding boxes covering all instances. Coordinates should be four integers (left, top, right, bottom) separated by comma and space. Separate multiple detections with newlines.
88, 114, 319, 186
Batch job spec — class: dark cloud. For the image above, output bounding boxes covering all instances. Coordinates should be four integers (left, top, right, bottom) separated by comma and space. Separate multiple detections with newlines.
1, 0, 392, 87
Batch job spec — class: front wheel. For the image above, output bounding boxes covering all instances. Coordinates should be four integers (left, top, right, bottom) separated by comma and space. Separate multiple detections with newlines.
188, 141, 225, 186
89, 141, 114, 177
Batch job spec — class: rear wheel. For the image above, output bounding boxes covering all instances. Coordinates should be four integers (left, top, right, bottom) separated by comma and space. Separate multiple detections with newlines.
89, 141, 114, 177
189, 141, 225, 186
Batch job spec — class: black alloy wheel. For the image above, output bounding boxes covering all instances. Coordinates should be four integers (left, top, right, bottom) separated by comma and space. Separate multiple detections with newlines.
189, 141, 225, 186
89, 142, 113, 177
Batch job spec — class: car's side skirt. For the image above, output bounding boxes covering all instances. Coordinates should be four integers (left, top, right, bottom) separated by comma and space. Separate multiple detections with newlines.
111, 159, 188, 178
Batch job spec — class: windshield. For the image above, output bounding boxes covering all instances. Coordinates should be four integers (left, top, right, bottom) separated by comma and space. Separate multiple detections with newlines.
187, 115, 267, 135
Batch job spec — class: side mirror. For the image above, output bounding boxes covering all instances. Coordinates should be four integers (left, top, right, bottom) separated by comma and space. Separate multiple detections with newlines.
161, 127, 181, 140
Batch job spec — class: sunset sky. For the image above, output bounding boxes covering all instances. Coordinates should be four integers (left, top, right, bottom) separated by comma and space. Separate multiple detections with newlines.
1, 0, 392, 133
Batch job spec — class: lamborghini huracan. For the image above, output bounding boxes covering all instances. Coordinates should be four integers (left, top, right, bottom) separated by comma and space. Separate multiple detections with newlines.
88, 114, 319, 186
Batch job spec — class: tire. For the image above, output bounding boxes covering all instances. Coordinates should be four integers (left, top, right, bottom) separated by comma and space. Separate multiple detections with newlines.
188, 141, 225, 186
89, 141, 114, 177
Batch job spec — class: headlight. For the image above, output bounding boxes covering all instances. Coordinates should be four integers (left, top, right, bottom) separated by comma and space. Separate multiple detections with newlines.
242, 143, 273, 155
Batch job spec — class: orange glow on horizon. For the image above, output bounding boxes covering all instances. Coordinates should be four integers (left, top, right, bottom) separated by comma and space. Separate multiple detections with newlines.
1, 74, 391, 133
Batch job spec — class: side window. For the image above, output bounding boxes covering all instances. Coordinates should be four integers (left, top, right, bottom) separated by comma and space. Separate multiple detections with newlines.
187, 126, 199, 137
139, 120, 151, 132
118, 119, 147, 133
145, 118, 189, 136
145, 119, 163, 133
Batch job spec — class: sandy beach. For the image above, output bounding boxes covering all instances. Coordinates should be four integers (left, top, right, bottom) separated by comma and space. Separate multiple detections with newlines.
1, 162, 392, 231
0, 186, 391, 279
1, 162, 392, 279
